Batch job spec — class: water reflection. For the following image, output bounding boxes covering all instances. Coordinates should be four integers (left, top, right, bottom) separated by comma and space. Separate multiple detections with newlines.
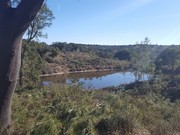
41, 71, 149, 89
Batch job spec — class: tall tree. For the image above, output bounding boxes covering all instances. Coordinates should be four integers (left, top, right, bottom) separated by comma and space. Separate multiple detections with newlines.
140, 37, 150, 45
0, 0, 44, 130
19, 2, 54, 86
26, 3, 54, 44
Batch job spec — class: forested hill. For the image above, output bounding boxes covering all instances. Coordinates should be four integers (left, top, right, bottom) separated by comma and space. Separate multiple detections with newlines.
21, 40, 180, 82
51, 42, 165, 60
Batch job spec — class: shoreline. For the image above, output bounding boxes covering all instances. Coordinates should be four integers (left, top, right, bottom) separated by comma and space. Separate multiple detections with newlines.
40, 69, 117, 77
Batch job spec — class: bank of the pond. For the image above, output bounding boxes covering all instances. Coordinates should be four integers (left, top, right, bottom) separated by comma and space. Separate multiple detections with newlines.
40, 69, 118, 77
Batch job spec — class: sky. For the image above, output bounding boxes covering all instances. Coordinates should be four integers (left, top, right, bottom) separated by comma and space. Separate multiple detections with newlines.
41, 0, 180, 45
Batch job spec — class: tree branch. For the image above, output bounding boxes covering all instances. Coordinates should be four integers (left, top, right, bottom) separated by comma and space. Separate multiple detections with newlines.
27, 22, 37, 44
14, 0, 44, 34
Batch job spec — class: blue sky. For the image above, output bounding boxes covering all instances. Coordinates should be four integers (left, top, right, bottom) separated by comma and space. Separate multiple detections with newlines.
42, 0, 180, 45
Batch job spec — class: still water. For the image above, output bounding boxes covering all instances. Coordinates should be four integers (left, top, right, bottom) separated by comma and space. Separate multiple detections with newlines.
42, 71, 149, 89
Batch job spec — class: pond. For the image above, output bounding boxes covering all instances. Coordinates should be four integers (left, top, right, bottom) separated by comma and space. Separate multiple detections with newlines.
42, 71, 150, 89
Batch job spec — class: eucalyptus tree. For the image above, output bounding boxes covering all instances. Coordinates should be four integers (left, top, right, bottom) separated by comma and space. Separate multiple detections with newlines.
19, 2, 54, 86
26, 3, 54, 43
0, 0, 44, 130
141, 37, 151, 45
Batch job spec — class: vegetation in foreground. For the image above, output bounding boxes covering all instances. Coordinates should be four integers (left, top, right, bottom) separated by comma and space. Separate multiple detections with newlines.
11, 82, 180, 135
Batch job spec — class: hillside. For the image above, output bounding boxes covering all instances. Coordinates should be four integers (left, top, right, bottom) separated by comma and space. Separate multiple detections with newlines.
21, 41, 180, 77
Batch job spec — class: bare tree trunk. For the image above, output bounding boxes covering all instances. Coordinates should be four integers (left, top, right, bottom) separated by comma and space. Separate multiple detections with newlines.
0, 32, 22, 129
0, 0, 44, 130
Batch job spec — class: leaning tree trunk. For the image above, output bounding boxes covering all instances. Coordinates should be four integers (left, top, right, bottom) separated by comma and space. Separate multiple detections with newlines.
0, 7, 23, 129
0, 31, 22, 130
0, 0, 44, 130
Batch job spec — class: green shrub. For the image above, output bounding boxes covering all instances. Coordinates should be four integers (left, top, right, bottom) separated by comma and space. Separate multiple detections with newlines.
96, 115, 133, 135
12, 84, 180, 135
